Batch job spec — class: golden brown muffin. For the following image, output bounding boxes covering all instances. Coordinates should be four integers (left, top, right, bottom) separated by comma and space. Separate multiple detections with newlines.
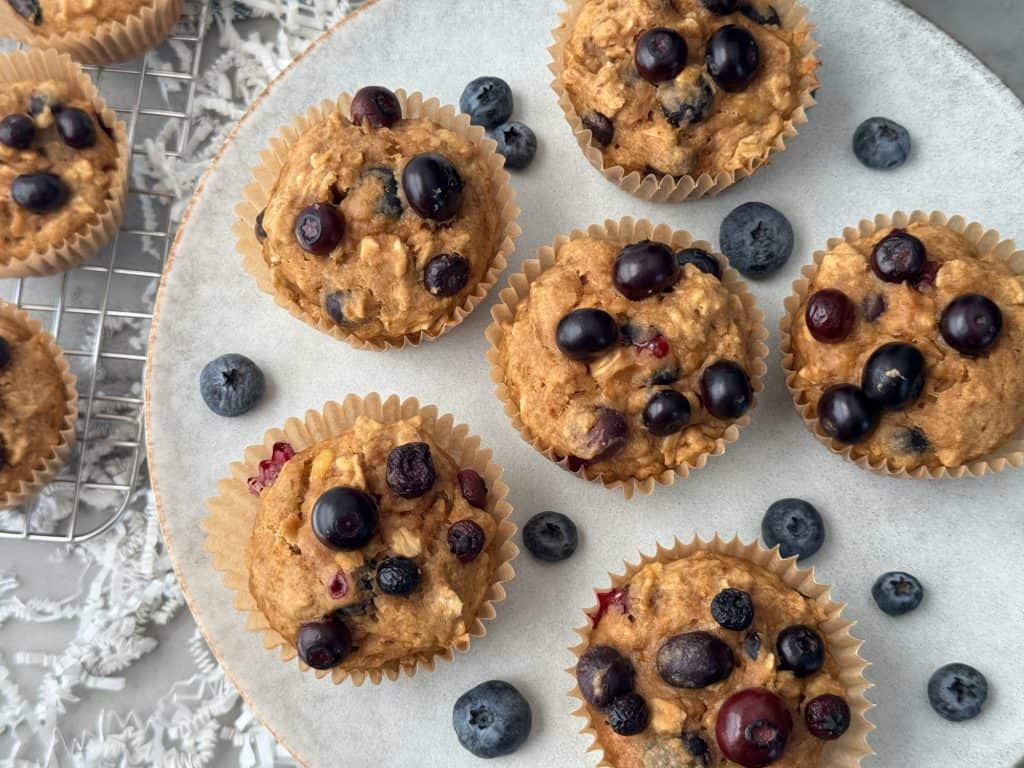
0, 79, 120, 267
4, 0, 155, 35
559, 0, 818, 178
790, 221, 1024, 470
576, 551, 850, 768
247, 415, 503, 674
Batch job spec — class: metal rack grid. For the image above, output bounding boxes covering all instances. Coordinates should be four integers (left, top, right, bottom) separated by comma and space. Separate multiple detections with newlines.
0, 0, 211, 542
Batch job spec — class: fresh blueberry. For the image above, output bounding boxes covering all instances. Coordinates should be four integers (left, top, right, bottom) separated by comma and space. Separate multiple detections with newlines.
55, 107, 97, 149
423, 253, 470, 297
705, 25, 760, 92
350, 85, 402, 128
386, 442, 436, 498
635, 27, 688, 84
817, 384, 879, 444
853, 117, 911, 170
294, 203, 345, 254
448, 519, 486, 563
711, 588, 754, 631
453, 680, 532, 758
576, 645, 635, 709
762, 498, 824, 560
720, 202, 794, 278
0, 338, 10, 370
199, 353, 265, 417
701, 0, 740, 13
871, 571, 924, 616
700, 360, 753, 421
741, 2, 781, 25
296, 616, 351, 669
776, 625, 825, 678
927, 663, 988, 722
11, 172, 69, 213
657, 632, 734, 689
805, 694, 851, 740
311, 487, 379, 550
677, 247, 722, 279
940, 294, 1003, 355
0, 114, 35, 150
488, 121, 537, 170
871, 230, 926, 283
457, 468, 488, 509
555, 308, 619, 360
401, 152, 464, 221
642, 390, 692, 437
362, 166, 403, 218
581, 110, 614, 147
607, 693, 649, 736
861, 342, 926, 410
460, 76, 514, 129
375, 556, 421, 596
522, 511, 578, 562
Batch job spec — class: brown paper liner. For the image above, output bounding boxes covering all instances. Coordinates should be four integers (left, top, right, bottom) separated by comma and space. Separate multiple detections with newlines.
202, 393, 519, 686
234, 89, 521, 352
0, 49, 128, 278
780, 209, 1024, 479
569, 534, 875, 767
0, 300, 78, 509
548, 0, 820, 202
485, 218, 769, 499
0, 0, 183, 66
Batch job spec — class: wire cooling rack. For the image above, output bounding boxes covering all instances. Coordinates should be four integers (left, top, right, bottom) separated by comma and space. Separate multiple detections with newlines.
0, 1, 211, 542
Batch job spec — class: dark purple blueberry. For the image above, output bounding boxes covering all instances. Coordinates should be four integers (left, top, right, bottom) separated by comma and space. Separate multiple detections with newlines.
743, 631, 761, 661
11, 172, 69, 213
700, 361, 753, 421
576, 645, 635, 709
861, 342, 925, 410
296, 616, 351, 669
657, 631, 734, 689
423, 253, 471, 297
254, 209, 267, 241
927, 663, 988, 722
716, 688, 792, 767
613, 240, 680, 300
853, 117, 911, 170
776, 625, 824, 678
817, 384, 879, 444
55, 107, 96, 149
871, 231, 926, 283
294, 203, 345, 254
448, 519, 486, 563
401, 152, 464, 221
350, 85, 402, 128
805, 695, 851, 740
522, 511, 578, 562
8, 0, 41, 23
581, 110, 614, 147
323, 290, 349, 325
658, 72, 716, 127
702, 0, 740, 13
635, 27, 689, 84
386, 442, 436, 498
648, 366, 681, 386
711, 588, 754, 631
375, 556, 421, 595
0, 337, 10, 370
362, 166, 403, 217
805, 289, 856, 343
741, 2, 781, 25
487, 121, 537, 170
762, 498, 824, 560
457, 468, 487, 509
705, 25, 760, 92
871, 571, 924, 616
312, 487, 379, 550
642, 390, 691, 437
0, 114, 35, 150
676, 247, 722, 279
585, 407, 629, 461
452, 679, 532, 758
861, 293, 886, 322
607, 693, 649, 736
940, 294, 1002, 355
459, 76, 514, 129
555, 308, 619, 360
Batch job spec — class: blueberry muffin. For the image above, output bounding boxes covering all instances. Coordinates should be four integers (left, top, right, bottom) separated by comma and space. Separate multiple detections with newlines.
0, 78, 121, 271
575, 551, 853, 767
492, 229, 763, 486
247, 415, 505, 675
557, 0, 818, 180
787, 217, 1024, 472
254, 86, 506, 346
5, 0, 155, 35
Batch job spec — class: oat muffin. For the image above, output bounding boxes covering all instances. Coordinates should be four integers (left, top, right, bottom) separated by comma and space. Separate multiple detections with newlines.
558, 0, 818, 179
494, 232, 761, 484
0, 305, 73, 500
0, 78, 120, 269
575, 551, 852, 768
789, 219, 1024, 471
4, 0, 155, 34
255, 86, 503, 346
247, 414, 504, 674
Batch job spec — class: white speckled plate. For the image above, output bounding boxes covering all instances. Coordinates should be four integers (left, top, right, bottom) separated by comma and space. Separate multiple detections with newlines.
145, 0, 1024, 765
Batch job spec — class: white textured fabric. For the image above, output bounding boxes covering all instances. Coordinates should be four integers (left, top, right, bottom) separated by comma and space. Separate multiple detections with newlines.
0, 2, 354, 765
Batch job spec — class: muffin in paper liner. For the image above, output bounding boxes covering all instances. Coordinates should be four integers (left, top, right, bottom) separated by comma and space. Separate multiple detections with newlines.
780, 209, 1024, 479
233, 89, 521, 352
0, 49, 128, 278
485, 217, 769, 499
568, 534, 875, 768
0, 0, 183, 66
0, 300, 78, 509
548, 0, 819, 203
202, 393, 519, 686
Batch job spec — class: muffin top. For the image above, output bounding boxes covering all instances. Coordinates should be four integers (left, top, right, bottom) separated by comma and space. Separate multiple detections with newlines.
496, 235, 759, 483
560, 0, 817, 178
791, 221, 1024, 470
576, 552, 850, 768
0, 312, 68, 496
247, 415, 502, 674
0, 80, 120, 265
258, 88, 502, 344
5, 0, 155, 34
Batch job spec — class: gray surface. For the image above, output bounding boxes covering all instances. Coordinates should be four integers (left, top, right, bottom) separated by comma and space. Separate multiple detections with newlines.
147, 0, 1024, 767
